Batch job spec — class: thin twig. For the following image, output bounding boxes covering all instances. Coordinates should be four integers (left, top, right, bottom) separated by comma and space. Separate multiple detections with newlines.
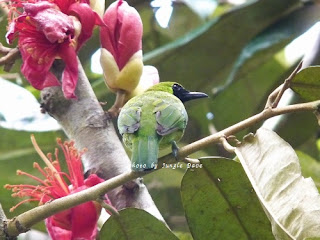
160, 99, 320, 164
0, 43, 21, 72
183, 157, 201, 164
271, 61, 303, 108
219, 137, 236, 153
96, 198, 119, 216
265, 84, 283, 109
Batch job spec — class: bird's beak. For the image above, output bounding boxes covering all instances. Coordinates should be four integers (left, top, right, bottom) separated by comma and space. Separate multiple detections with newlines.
178, 89, 208, 103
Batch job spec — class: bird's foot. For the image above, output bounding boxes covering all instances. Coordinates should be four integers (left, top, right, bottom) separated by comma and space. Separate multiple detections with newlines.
171, 141, 180, 160
107, 105, 121, 118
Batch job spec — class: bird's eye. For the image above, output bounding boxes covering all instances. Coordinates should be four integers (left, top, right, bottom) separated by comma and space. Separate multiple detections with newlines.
173, 83, 181, 90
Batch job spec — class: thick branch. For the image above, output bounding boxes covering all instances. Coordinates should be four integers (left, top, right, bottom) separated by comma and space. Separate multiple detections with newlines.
40, 59, 163, 216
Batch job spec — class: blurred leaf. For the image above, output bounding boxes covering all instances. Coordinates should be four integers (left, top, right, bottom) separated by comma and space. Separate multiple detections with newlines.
210, 58, 285, 136
0, 8, 8, 49
236, 128, 320, 239
273, 104, 318, 149
145, 0, 299, 91
0, 78, 61, 131
159, 2, 203, 39
214, 3, 320, 95
291, 66, 320, 101
0, 112, 5, 121
181, 157, 274, 240
100, 208, 179, 240
173, 231, 193, 240
297, 150, 320, 190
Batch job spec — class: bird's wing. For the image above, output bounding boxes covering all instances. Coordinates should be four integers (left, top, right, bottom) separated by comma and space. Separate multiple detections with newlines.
118, 106, 141, 134
154, 101, 187, 136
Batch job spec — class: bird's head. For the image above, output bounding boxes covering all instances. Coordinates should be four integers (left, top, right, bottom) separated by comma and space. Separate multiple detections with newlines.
146, 82, 208, 103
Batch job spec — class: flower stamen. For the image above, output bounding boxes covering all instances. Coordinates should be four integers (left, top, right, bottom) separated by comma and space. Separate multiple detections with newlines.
31, 135, 69, 194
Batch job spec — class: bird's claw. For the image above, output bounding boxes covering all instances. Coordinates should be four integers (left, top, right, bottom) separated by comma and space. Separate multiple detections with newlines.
171, 141, 180, 160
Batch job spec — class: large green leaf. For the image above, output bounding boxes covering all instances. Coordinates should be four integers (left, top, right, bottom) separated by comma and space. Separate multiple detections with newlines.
145, 0, 299, 91
236, 128, 320, 239
210, 57, 286, 136
291, 66, 320, 101
213, 3, 320, 96
99, 208, 179, 240
181, 157, 274, 240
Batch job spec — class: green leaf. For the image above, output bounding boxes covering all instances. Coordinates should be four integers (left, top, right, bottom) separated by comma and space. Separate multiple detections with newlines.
213, 3, 320, 96
181, 157, 274, 240
297, 150, 320, 190
236, 128, 320, 239
210, 58, 286, 136
99, 208, 179, 240
291, 66, 320, 101
145, 0, 300, 92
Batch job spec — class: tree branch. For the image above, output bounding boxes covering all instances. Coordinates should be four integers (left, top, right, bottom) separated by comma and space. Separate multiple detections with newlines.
3, 88, 320, 237
159, 99, 320, 164
0, 43, 20, 72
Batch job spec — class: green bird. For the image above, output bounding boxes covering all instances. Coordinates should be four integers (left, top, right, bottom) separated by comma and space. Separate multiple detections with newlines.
118, 82, 208, 172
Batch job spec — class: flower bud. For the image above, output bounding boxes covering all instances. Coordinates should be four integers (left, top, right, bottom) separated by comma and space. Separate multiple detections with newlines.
90, 0, 105, 17
100, 0, 143, 94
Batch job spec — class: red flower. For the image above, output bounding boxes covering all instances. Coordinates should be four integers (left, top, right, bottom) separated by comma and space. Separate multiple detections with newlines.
5, 135, 108, 240
6, 0, 103, 99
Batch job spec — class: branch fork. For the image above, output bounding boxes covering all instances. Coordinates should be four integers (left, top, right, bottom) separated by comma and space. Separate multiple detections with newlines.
265, 61, 302, 109
0, 43, 20, 72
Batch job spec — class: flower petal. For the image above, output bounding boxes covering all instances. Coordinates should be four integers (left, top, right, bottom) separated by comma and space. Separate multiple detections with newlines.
23, 2, 75, 44
59, 42, 78, 99
68, 3, 105, 50
84, 174, 105, 187
71, 202, 99, 240
18, 21, 61, 89
45, 216, 72, 240
100, 48, 120, 92
6, 21, 17, 44
127, 65, 160, 98
113, 50, 143, 92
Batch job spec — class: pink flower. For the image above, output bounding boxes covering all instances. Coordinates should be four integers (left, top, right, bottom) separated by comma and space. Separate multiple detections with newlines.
6, 0, 103, 99
5, 135, 108, 240
100, 0, 144, 94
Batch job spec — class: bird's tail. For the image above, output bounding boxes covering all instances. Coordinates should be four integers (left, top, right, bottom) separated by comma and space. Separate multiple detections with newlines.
131, 135, 159, 172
